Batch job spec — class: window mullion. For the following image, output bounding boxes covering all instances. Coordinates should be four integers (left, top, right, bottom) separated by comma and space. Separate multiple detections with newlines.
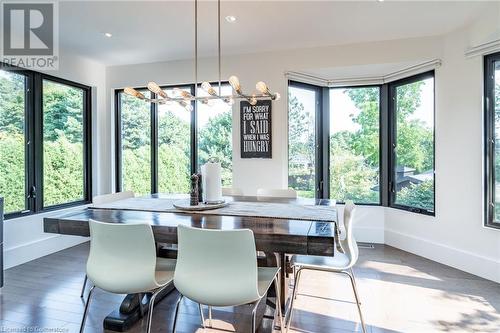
191, 84, 197, 175
32, 73, 43, 212
151, 94, 158, 194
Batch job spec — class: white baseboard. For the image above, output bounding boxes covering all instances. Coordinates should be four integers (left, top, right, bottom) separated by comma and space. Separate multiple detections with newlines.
4, 235, 88, 269
385, 228, 500, 283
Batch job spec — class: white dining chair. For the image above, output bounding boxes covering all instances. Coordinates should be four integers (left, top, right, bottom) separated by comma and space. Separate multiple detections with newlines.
285, 201, 367, 333
222, 187, 244, 196
256, 188, 297, 198
80, 191, 136, 299
172, 225, 285, 333
79, 219, 175, 333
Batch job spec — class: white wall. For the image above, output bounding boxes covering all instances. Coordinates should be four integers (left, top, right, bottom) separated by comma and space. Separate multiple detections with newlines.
5, 3, 500, 285
105, 36, 445, 244
3, 51, 105, 268
104, 5, 500, 283
385, 12, 500, 283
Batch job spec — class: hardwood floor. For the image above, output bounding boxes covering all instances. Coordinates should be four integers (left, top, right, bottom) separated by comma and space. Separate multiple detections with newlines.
1, 243, 499, 332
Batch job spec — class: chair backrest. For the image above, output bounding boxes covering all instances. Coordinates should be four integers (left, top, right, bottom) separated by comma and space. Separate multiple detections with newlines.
256, 188, 297, 198
92, 191, 135, 205
174, 225, 260, 307
222, 187, 244, 196
87, 219, 160, 294
340, 200, 359, 268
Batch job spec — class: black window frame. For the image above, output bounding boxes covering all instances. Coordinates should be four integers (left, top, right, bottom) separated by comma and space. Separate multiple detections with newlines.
1, 63, 93, 220
115, 81, 231, 193
288, 71, 435, 216
484, 52, 500, 229
388, 70, 436, 216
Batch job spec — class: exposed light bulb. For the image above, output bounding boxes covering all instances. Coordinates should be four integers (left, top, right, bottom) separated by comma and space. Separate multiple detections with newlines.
147, 82, 167, 98
201, 81, 217, 96
229, 75, 241, 94
124, 87, 145, 100
175, 89, 193, 100
256, 81, 269, 94
249, 95, 257, 106
201, 81, 212, 92
180, 100, 193, 111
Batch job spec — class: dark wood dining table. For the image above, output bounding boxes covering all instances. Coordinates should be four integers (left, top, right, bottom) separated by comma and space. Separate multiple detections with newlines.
43, 194, 338, 331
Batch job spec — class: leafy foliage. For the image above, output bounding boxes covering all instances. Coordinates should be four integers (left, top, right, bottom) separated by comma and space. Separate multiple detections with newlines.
288, 80, 434, 210
0, 73, 87, 213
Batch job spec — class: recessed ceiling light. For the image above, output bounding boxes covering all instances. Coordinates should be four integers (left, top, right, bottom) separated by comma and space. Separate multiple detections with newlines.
104, 32, 112, 38
377, 0, 384, 2
225, 15, 236, 23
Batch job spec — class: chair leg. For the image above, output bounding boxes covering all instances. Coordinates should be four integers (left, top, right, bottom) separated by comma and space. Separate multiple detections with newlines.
344, 270, 367, 333
198, 303, 206, 328
80, 274, 88, 298
250, 301, 259, 333
274, 276, 285, 332
285, 268, 302, 329
172, 294, 184, 333
146, 290, 161, 333
208, 305, 213, 327
79, 285, 95, 333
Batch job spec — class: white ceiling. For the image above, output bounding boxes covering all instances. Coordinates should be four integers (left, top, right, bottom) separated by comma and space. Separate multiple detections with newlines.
59, 1, 492, 66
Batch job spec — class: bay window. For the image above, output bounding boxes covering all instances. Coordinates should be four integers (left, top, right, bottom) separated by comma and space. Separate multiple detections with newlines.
288, 70, 435, 215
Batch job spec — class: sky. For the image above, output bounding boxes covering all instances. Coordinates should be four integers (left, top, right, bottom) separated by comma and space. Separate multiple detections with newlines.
290, 77, 434, 135
158, 84, 232, 127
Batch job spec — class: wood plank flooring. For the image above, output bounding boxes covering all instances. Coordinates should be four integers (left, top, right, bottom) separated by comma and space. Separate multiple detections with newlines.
1, 243, 499, 332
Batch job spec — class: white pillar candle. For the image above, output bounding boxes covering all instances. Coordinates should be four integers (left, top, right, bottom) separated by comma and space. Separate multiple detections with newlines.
201, 161, 223, 203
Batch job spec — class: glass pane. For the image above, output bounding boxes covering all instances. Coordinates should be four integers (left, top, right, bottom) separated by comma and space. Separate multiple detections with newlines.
197, 84, 233, 186
158, 87, 191, 193
494, 61, 500, 220
120, 90, 151, 195
329, 87, 380, 204
43, 79, 85, 206
288, 86, 316, 198
0, 70, 27, 213
394, 77, 434, 212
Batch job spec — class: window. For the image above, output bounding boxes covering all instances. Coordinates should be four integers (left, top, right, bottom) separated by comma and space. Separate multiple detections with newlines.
288, 71, 434, 215
485, 52, 500, 228
389, 72, 435, 214
115, 82, 233, 193
0, 65, 92, 219
158, 86, 192, 193
42, 79, 87, 207
117, 90, 152, 195
0, 70, 28, 214
197, 84, 233, 186
288, 83, 319, 198
329, 87, 380, 204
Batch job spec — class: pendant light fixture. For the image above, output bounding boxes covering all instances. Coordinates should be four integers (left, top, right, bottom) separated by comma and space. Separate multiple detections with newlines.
124, 0, 280, 109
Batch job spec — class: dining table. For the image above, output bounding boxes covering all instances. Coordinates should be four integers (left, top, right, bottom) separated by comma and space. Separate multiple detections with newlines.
43, 193, 338, 332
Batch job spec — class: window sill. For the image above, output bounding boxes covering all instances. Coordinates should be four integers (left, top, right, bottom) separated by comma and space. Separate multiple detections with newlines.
4, 201, 91, 221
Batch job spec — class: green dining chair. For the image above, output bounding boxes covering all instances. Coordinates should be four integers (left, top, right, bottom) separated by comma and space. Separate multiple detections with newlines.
79, 219, 176, 333
172, 224, 285, 332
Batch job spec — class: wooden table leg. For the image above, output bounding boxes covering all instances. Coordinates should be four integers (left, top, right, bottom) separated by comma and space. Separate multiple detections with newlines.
103, 284, 175, 331
278, 252, 288, 312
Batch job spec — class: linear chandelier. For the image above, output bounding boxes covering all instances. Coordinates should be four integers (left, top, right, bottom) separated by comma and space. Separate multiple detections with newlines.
124, 0, 280, 110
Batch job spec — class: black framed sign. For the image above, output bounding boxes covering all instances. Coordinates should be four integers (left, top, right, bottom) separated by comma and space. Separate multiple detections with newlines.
240, 100, 272, 158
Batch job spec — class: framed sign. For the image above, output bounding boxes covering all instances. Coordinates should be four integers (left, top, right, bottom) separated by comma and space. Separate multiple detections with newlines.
240, 100, 272, 158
